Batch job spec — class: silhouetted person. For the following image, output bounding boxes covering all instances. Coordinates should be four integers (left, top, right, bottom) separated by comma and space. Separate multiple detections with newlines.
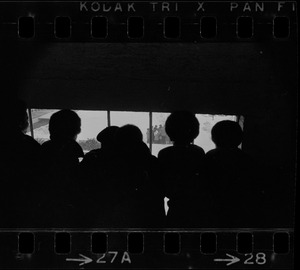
100, 124, 165, 228
40, 109, 84, 227
80, 126, 119, 170
157, 124, 163, 143
153, 125, 158, 143
146, 128, 150, 143
77, 126, 120, 227
41, 109, 83, 169
1, 98, 41, 227
205, 120, 266, 227
158, 111, 208, 227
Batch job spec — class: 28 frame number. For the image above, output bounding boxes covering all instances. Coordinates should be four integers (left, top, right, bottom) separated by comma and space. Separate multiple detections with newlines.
244, 253, 267, 265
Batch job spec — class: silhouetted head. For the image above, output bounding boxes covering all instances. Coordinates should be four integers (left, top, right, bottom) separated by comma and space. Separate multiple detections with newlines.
165, 111, 199, 144
114, 124, 143, 146
211, 120, 243, 148
8, 98, 29, 133
49, 109, 81, 140
96, 126, 119, 148
114, 125, 151, 163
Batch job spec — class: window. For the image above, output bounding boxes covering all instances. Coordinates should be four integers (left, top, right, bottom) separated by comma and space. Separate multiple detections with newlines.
76, 111, 107, 152
26, 109, 58, 144
110, 111, 149, 147
194, 114, 237, 153
27, 109, 239, 155
151, 112, 171, 157
27, 109, 107, 153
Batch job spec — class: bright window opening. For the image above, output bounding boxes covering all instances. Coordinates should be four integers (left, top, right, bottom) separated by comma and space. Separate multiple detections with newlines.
194, 114, 238, 153
27, 109, 107, 153
27, 109, 240, 155
110, 111, 149, 147
26, 109, 58, 144
151, 112, 171, 157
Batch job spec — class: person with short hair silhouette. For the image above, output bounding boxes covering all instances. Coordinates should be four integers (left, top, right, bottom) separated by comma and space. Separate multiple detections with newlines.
97, 125, 119, 146
210, 120, 243, 149
103, 124, 165, 228
1, 98, 41, 227
42, 109, 83, 168
205, 120, 265, 227
158, 111, 208, 227
40, 109, 84, 227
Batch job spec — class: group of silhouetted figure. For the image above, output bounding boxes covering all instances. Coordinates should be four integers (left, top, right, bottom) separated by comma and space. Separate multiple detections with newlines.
1, 99, 270, 228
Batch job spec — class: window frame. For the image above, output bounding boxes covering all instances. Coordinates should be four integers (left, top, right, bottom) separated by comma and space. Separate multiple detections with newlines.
27, 108, 242, 154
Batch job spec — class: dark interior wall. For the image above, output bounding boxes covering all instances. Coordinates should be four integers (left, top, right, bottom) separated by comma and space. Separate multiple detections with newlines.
2, 41, 297, 156
242, 41, 297, 170
241, 42, 297, 225
16, 42, 281, 114
1, 41, 49, 102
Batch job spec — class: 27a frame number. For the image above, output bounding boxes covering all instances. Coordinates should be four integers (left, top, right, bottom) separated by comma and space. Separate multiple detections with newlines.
96, 251, 131, 264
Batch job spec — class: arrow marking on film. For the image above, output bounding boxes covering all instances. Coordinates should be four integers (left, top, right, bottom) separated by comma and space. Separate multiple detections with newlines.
214, 253, 240, 266
66, 254, 93, 266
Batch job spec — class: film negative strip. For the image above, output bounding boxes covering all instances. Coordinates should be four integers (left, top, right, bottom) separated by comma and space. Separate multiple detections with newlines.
0, 1, 297, 269
0, 229, 295, 268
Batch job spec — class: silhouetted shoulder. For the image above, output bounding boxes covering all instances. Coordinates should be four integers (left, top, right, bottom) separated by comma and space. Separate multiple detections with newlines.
205, 148, 217, 157
157, 145, 172, 158
3, 132, 41, 166
205, 148, 256, 180
205, 147, 253, 165
42, 139, 83, 157
80, 148, 100, 164
158, 144, 205, 160
188, 144, 205, 155
13, 131, 41, 151
40, 140, 52, 149
63, 140, 84, 158
25, 133, 40, 145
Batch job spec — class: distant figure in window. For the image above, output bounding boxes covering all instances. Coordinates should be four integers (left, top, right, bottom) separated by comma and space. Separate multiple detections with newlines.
153, 125, 159, 143
157, 124, 163, 143
158, 111, 209, 227
40, 109, 84, 227
146, 128, 150, 143
102, 124, 165, 228
205, 120, 265, 227
1, 98, 41, 227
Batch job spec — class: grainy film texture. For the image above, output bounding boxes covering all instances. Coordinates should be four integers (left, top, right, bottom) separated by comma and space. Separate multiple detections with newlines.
0, 1, 297, 269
